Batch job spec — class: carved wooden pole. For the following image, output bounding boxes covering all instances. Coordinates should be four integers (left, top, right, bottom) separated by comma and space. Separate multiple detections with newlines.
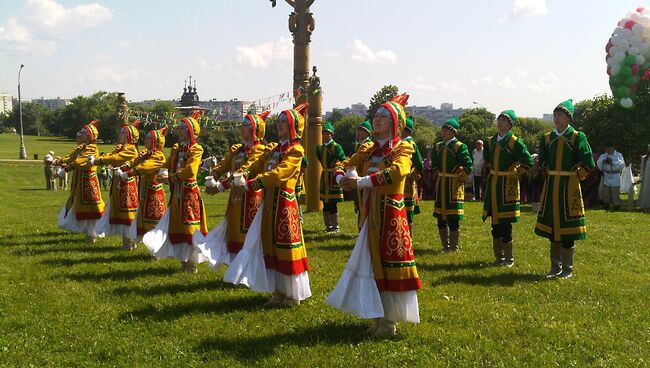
281, 0, 322, 212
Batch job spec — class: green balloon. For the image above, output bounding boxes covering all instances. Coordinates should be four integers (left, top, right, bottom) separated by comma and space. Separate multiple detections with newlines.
625, 54, 637, 65
620, 65, 633, 77
611, 75, 624, 86
618, 86, 631, 98
625, 76, 636, 86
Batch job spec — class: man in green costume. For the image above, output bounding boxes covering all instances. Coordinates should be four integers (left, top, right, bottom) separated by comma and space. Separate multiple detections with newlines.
535, 99, 595, 279
482, 110, 534, 267
431, 117, 473, 252
317, 121, 347, 233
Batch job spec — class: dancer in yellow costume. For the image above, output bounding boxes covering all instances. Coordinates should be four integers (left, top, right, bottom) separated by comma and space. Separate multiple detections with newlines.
56, 120, 106, 243
93, 120, 140, 249
122, 126, 168, 242
143, 114, 209, 273
224, 104, 311, 306
194, 111, 275, 269
327, 95, 422, 337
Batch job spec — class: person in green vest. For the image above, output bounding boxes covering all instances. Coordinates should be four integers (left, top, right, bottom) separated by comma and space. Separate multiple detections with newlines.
401, 117, 424, 233
351, 120, 374, 231
535, 99, 595, 279
482, 110, 534, 267
431, 117, 473, 252
317, 121, 347, 233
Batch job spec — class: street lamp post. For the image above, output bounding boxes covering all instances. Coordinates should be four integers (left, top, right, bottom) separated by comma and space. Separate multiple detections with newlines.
18, 64, 26, 160
473, 101, 488, 138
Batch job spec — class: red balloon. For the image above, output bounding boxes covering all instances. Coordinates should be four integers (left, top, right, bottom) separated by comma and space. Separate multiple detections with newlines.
631, 85, 638, 94
637, 7, 645, 13
606, 41, 613, 53
632, 64, 640, 74
642, 70, 650, 80
625, 20, 636, 29
607, 66, 612, 76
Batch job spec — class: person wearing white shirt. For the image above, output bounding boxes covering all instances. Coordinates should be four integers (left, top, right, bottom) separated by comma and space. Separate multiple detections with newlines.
472, 140, 485, 200
596, 142, 625, 210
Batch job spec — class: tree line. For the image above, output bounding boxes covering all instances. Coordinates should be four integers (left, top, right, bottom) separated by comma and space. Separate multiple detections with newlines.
1, 87, 644, 166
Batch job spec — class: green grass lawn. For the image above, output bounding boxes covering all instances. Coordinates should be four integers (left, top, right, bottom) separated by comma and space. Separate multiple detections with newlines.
0, 162, 649, 367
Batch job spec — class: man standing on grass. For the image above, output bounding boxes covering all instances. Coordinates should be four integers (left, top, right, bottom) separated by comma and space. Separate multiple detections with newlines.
44, 151, 55, 190
482, 110, 534, 267
534, 100, 595, 279
317, 121, 347, 233
431, 117, 473, 252
597, 142, 625, 210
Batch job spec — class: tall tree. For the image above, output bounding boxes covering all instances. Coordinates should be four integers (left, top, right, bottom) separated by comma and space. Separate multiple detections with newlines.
367, 85, 399, 121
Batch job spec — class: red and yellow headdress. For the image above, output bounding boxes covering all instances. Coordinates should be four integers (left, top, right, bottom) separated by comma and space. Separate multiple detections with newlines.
378, 94, 409, 139
80, 120, 100, 143
148, 125, 167, 151
120, 119, 140, 145
180, 111, 202, 144
279, 103, 308, 141
243, 110, 271, 142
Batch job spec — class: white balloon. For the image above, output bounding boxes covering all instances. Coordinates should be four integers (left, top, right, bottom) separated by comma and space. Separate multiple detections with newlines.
630, 35, 642, 46
619, 19, 627, 27
633, 23, 645, 35
619, 41, 630, 51
611, 64, 622, 76
614, 51, 626, 63
639, 43, 649, 54
629, 46, 640, 55
607, 57, 616, 66
609, 46, 620, 56
636, 55, 646, 65
621, 28, 632, 38
620, 97, 634, 108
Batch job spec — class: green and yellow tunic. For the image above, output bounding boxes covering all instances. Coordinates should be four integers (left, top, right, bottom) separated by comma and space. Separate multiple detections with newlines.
317, 140, 346, 203
482, 131, 534, 225
402, 136, 424, 223
534, 126, 595, 242
431, 138, 473, 220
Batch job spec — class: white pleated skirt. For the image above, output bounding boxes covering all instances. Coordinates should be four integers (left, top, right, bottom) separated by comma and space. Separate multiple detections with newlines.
96, 201, 135, 239
223, 204, 312, 301
325, 220, 420, 323
193, 218, 233, 270
142, 209, 208, 264
57, 201, 105, 238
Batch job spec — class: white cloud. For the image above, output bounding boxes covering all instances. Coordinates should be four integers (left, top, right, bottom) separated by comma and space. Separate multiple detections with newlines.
0, 0, 113, 55
349, 39, 397, 64
118, 39, 132, 49
84, 64, 139, 84
411, 70, 558, 94
406, 77, 464, 92
198, 59, 223, 72
234, 37, 292, 69
505, 0, 548, 21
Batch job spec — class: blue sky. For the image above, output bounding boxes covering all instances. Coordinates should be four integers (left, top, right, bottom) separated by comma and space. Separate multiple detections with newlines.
0, 0, 645, 117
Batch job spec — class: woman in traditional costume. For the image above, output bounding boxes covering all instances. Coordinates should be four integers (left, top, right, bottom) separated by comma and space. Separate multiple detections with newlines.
143, 115, 209, 273
224, 104, 311, 306
93, 121, 140, 249
326, 95, 422, 337
194, 111, 274, 269
56, 120, 105, 243
121, 126, 168, 244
